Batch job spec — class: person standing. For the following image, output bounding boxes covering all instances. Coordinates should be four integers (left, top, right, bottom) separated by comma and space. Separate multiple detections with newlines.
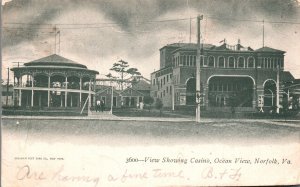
100, 99, 105, 112
96, 100, 101, 112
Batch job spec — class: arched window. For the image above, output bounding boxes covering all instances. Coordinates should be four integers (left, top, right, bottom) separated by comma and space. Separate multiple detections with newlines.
248, 57, 255, 68
228, 57, 235, 68
208, 56, 215, 67
180, 56, 183, 66
218, 56, 225, 68
200, 56, 204, 67
238, 57, 245, 68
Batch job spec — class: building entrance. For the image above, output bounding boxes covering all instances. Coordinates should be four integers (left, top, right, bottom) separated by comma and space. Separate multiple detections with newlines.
186, 78, 196, 105
263, 80, 276, 107
208, 76, 254, 107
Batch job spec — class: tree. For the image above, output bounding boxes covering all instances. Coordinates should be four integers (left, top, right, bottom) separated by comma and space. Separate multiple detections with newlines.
126, 68, 141, 77
105, 73, 117, 79
155, 98, 163, 116
109, 60, 141, 90
143, 96, 154, 111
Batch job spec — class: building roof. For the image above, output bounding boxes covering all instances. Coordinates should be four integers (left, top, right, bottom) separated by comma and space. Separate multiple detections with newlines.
24, 54, 88, 69
177, 43, 215, 50
95, 87, 121, 96
210, 43, 254, 51
162, 42, 285, 54
161, 43, 215, 51
120, 87, 146, 97
255, 46, 285, 53
280, 71, 295, 82
131, 79, 151, 91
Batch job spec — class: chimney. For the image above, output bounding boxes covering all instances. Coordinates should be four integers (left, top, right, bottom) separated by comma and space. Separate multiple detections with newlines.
237, 39, 241, 50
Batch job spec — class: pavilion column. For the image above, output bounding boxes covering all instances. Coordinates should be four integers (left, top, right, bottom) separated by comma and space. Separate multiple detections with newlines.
79, 77, 82, 107
88, 79, 91, 109
31, 74, 34, 107
92, 78, 96, 106
48, 75, 51, 107
65, 76, 68, 107
19, 89, 22, 106
70, 94, 73, 107
39, 93, 42, 107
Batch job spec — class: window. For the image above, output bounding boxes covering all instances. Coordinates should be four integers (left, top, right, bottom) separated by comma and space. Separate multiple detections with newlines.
228, 57, 235, 68
200, 56, 204, 67
248, 57, 255, 68
166, 86, 169, 93
163, 90, 165, 96
214, 84, 218, 91
153, 79, 155, 85
170, 86, 172, 95
163, 77, 166, 85
208, 56, 215, 67
228, 83, 232, 91
209, 84, 213, 91
167, 75, 169, 82
279, 58, 283, 68
218, 84, 222, 91
238, 57, 245, 68
218, 57, 225, 68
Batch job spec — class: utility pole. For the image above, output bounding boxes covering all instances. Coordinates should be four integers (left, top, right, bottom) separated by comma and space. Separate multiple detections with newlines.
189, 16, 192, 43
53, 26, 60, 54
276, 64, 280, 114
262, 19, 265, 47
110, 84, 113, 114
6, 67, 10, 106
54, 25, 57, 54
196, 15, 203, 123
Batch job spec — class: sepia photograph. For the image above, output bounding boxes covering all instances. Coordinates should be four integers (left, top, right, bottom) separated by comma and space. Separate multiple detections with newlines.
1, 0, 300, 186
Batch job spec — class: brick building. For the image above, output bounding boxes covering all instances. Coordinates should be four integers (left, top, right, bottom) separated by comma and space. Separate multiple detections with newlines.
150, 41, 295, 111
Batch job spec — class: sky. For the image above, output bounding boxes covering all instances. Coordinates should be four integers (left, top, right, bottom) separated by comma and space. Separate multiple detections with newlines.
2, 0, 300, 81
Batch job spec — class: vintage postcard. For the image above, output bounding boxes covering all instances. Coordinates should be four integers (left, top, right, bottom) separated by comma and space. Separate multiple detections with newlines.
1, 0, 300, 186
